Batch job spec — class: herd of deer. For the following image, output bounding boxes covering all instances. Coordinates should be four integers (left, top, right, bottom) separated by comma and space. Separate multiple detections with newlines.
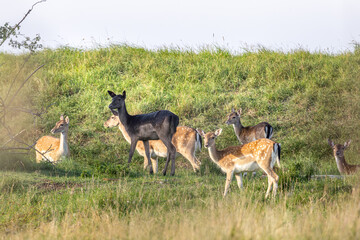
34, 90, 360, 198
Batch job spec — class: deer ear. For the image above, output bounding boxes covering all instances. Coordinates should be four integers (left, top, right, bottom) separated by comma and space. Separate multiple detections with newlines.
122, 90, 126, 99
344, 140, 351, 149
60, 115, 64, 121
214, 128, 223, 137
196, 128, 205, 137
328, 139, 334, 148
65, 116, 69, 124
231, 108, 235, 113
108, 90, 116, 98
238, 108, 242, 115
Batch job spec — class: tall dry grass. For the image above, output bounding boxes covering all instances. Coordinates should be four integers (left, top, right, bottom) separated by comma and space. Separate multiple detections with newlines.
4, 187, 360, 240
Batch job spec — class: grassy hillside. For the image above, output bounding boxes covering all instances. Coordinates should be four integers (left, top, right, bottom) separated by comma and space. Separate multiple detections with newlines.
3, 45, 360, 174
1, 46, 360, 239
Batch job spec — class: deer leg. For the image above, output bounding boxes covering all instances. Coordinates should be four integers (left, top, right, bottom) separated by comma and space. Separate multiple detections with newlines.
163, 151, 171, 176
235, 173, 243, 189
223, 170, 234, 197
128, 139, 138, 164
265, 176, 273, 199
143, 158, 149, 170
165, 141, 177, 176
159, 135, 176, 176
181, 152, 200, 172
143, 140, 153, 174
269, 168, 279, 197
144, 156, 158, 173
170, 144, 176, 176
151, 157, 158, 174
143, 153, 149, 170
260, 167, 278, 198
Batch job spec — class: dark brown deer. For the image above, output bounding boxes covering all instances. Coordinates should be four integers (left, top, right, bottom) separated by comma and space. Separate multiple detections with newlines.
225, 108, 273, 144
108, 90, 179, 176
328, 139, 360, 175
104, 110, 201, 173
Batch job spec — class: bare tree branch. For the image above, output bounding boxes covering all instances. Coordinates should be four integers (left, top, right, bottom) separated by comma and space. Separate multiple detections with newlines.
8, 102, 55, 118
0, 0, 46, 47
0, 0, 53, 165
4, 54, 32, 103
1, 129, 26, 148
7, 64, 45, 107
0, 119, 53, 162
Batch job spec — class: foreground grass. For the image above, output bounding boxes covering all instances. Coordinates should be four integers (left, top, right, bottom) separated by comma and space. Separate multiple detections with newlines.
1, 167, 359, 239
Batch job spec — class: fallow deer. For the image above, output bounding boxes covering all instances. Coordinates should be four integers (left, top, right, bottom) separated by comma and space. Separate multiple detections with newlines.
226, 108, 273, 144
108, 90, 179, 176
197, 128, 281, 198
35, 115, 70, 163
328, 139, 360, 175
104, 110, 201, 172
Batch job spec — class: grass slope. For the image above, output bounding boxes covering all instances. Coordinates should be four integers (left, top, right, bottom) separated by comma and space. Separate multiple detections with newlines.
1, 46, 360, 239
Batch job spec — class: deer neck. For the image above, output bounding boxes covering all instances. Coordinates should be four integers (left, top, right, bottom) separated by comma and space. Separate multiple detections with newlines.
117, 121, 131, 144
117, 102, 131, 130
207, 143, 220, 165
59, 130, 69, 154
334, 155, 348, 174
232, 120, 244, 141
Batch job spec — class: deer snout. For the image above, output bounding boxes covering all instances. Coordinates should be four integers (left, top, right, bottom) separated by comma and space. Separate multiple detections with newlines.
225, 120, 231, 125
50, 128, 56, 134
204, 144, 209, 148
104, 122, 109, 128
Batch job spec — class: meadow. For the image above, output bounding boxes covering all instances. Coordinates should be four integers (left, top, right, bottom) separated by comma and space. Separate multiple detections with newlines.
1, 45, 360, 239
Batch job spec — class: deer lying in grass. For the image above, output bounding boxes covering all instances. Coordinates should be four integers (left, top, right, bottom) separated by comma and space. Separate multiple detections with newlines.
104, 110, 201, 172
225, 108, 273, 144
197, 128, 281, 198
108, 90, 179, 175
328, 139, 360, 175
35, 115, 70, 163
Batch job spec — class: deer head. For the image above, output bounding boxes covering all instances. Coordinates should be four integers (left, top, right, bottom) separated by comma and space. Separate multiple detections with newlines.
225, 108, 242, 125
104, 110, 120, 128
196, 128, 222, 148
50, 115, 69, 134
108, 90, 126, 109
328, 139, 351, 158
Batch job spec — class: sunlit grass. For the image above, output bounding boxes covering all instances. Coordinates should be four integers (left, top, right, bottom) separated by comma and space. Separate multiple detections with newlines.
1, 45, 360, 238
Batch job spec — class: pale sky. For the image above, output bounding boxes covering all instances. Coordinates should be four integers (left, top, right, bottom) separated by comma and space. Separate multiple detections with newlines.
1, 0, 360, 53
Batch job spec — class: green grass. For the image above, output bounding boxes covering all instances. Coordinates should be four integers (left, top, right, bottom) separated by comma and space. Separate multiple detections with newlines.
1, 45, 360, 238
1, 167, 360, 239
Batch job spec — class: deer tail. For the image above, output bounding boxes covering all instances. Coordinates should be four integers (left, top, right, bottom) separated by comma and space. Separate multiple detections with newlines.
170, 114, 180, 135
275, 143, 281, 168
195, 130, 202, 152
266, 125, 274, 139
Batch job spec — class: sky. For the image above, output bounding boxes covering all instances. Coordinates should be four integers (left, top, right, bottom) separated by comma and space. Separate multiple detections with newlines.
1, 0, 360, 53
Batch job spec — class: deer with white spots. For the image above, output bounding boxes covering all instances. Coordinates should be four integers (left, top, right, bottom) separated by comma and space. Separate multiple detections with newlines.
104, 110, 201, 172
328, 139, 360, 175
196, 128, 281, 198
35, 115, 70, 163
226, 108, 273, 144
